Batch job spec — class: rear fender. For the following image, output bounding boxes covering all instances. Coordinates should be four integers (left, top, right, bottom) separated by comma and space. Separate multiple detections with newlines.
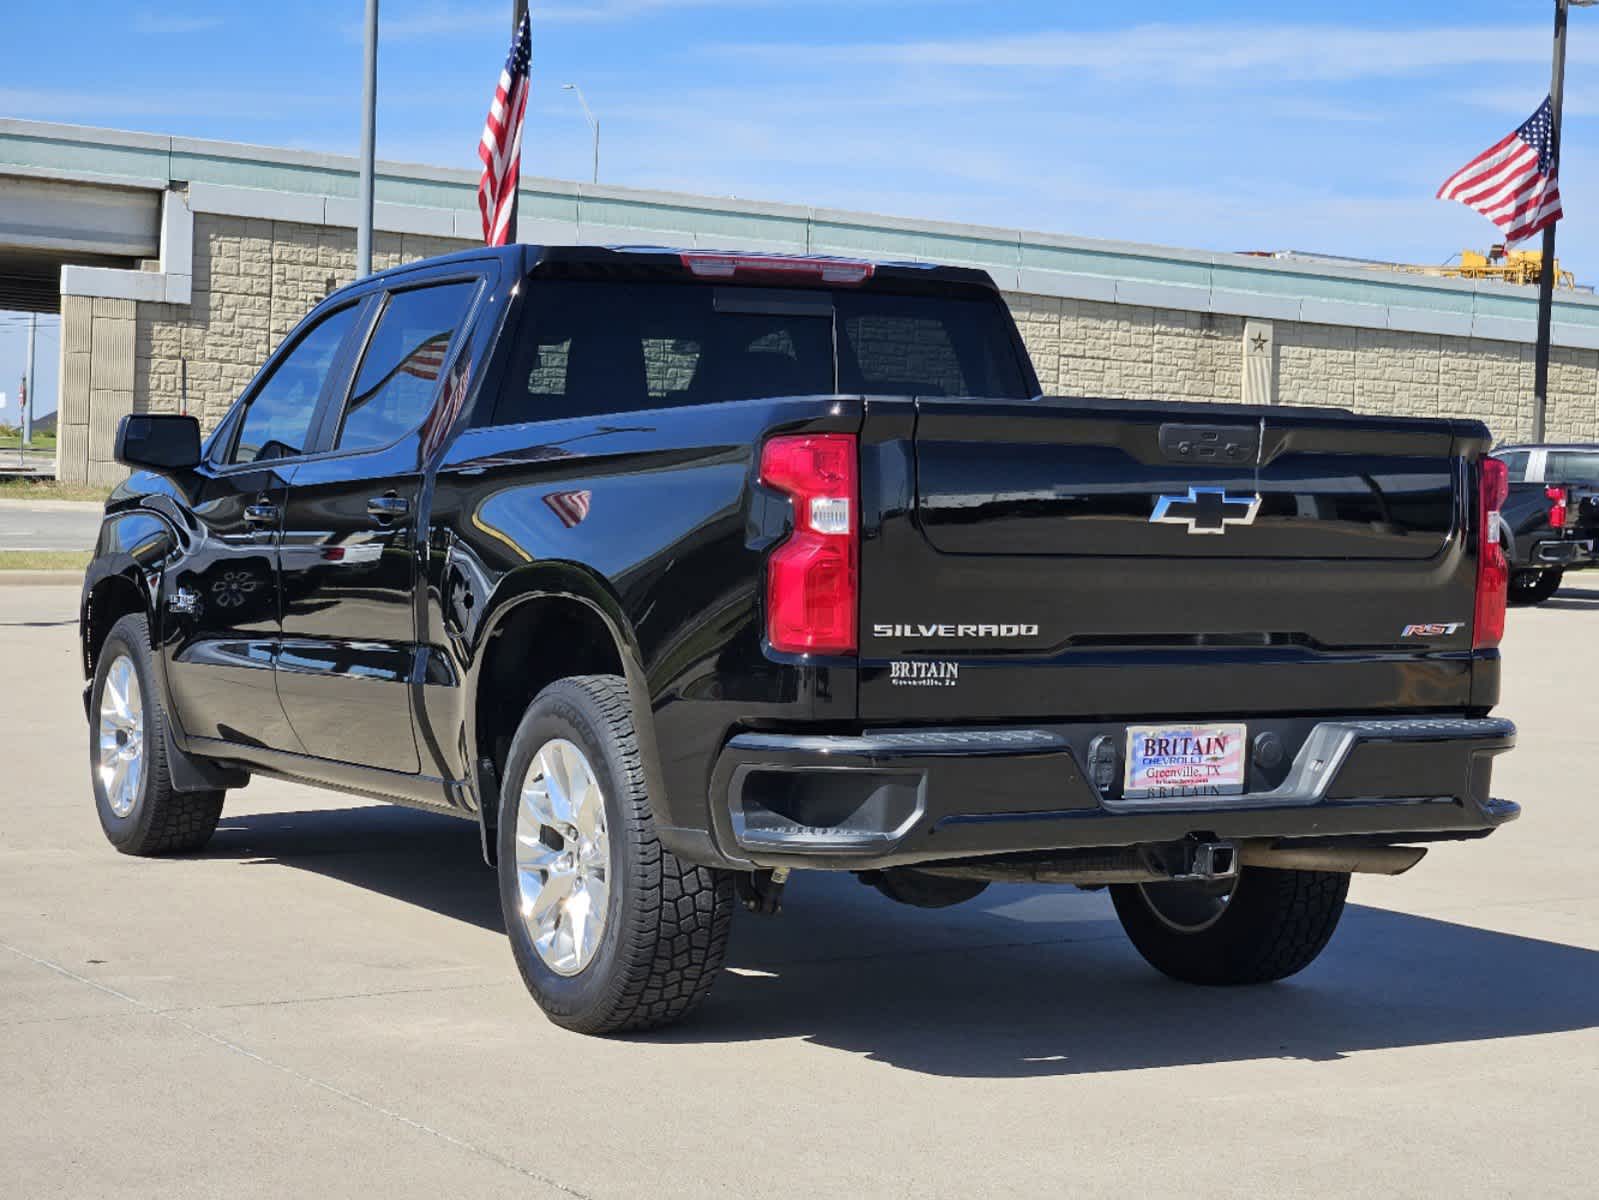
461, 560, 685, 863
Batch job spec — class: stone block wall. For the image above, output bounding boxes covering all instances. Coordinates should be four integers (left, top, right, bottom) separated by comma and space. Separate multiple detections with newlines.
129, 214, 473, 435
1007, 292, 1599, 444
58, 211, 1599, 484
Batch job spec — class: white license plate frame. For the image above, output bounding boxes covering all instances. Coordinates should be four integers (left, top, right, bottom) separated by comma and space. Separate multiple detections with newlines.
1123, 722, 1248, 801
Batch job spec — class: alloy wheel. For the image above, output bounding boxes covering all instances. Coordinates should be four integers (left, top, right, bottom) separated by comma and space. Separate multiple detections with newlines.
513, 738, 612, 976
97, 654, 145, 819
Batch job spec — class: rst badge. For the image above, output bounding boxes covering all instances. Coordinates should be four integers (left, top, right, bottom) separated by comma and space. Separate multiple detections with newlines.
1150, 487, 1261, 535
1401, 622, 1466, 637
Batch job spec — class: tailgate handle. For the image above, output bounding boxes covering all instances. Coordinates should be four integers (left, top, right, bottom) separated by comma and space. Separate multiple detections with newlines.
1159, 423, 1258, 465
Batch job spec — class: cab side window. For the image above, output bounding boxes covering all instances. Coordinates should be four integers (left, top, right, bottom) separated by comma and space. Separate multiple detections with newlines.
229, 305, 359, 464
1545, 451, 1599, 487
335, 282, 478, 452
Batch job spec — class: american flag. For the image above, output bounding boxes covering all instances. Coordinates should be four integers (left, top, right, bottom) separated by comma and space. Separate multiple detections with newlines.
1437, 97, 1564, 245
478, 11, 532, 246
399, 332, 451, 381
543, 490, 592, 528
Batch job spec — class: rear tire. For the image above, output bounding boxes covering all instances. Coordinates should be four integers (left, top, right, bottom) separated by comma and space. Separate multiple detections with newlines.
497, 675, 735, 1034
1110, 867, 1349, 985
1509, 567, 1563, 606
90, 614, 224, 856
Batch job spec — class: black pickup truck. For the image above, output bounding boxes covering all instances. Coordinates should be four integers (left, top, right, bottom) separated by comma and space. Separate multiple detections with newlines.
83, 245, 1518, 1034
1491, 442, 1599, 605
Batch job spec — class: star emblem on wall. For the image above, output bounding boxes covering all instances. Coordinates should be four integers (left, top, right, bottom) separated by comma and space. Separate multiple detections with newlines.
1250, 332, 1269, 353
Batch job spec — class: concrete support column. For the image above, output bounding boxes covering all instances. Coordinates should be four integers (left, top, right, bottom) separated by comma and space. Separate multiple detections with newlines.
54, 296, 137, 486
1242, 320, 1277, 405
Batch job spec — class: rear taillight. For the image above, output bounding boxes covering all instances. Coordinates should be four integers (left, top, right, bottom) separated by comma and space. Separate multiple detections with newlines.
1475, 457, 1510, 650
760, 434, 858, 655
680, 252, 875, 285
1547, 484, 1568, 529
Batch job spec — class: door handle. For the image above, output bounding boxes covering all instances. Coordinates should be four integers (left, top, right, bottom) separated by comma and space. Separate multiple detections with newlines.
367, 493, 410, 521
243, 502, 279, 526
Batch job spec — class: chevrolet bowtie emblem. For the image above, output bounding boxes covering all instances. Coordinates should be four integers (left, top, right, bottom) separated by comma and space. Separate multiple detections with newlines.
1149, 487, 1262, 535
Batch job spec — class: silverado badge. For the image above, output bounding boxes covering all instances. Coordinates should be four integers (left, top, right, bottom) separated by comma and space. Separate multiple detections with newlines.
1150, 487, 1262, 535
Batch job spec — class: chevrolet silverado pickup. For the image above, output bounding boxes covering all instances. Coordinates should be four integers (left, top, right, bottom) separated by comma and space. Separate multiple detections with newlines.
82, 245, 1518, 1034
1492, 442, 1599, 605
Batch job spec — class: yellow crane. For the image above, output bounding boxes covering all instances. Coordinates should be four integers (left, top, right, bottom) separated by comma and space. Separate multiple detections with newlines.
1401, 245, 1577, 289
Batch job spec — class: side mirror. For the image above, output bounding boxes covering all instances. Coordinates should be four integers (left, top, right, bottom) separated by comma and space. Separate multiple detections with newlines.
115, 414, 201, 474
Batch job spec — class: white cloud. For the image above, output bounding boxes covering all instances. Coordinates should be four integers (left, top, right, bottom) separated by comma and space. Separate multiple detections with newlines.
714, 24, 1593, 84
132, 11, 223, 35
0, 87, 343, 122
380, 0, 955, 38
1457, 86, 1599, 118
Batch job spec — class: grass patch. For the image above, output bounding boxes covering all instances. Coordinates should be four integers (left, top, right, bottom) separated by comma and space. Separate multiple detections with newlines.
0, 550, 91, 571
0, 435, 56, 451
0, 478, 111, 503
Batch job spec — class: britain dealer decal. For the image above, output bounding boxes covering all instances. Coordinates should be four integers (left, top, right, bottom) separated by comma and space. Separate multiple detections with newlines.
890, 661, 960, 687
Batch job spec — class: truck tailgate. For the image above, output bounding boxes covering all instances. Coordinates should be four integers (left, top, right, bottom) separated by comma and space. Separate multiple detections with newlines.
858, 397, 1490, 721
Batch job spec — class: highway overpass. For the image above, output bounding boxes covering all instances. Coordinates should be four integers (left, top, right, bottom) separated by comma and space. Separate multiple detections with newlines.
4, 117, 1598, 482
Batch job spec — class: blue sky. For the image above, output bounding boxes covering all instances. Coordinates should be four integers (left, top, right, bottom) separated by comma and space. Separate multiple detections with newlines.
3, 0, 1596, 417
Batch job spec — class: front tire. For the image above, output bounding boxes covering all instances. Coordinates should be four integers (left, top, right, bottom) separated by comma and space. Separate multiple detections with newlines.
90, 614, 224, 856
1509, 567, 1563, 606
1110, 867, 1349, 985
497, 675, 735, 1034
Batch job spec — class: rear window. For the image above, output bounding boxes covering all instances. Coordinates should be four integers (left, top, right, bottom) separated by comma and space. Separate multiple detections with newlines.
488, 280, 1029, 425
1546, 450, 1599, 486
1494, 449, 1531, 483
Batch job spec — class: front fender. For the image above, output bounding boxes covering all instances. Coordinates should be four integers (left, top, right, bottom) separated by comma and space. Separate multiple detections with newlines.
81, 508, 178, 675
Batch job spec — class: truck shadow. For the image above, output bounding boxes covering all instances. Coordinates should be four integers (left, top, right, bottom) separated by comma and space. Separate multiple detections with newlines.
1537, 586, 1599, 610
213, 803, 1599, 1079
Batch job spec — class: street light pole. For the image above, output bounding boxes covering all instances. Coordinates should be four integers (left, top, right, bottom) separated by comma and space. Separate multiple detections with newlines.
355, 0, 379, 278
22, 312, 35, 461
1534, 0, 1593, 441
562, 83, 600, 184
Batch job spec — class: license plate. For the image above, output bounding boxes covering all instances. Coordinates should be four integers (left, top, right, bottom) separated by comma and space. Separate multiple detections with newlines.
1124, 723, 1247, 800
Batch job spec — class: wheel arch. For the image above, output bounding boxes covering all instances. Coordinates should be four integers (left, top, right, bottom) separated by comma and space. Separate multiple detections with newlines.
466, 565, 670, 864
81, 507, 183, 682
81, 563, 157, 683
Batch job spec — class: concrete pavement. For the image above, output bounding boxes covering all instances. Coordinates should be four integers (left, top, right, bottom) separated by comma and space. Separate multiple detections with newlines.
0, 498, 103, 551
2, 582, 1597, 1198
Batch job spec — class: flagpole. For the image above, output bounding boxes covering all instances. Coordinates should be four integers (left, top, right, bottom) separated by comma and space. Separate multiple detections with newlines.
506, 0, 529, 244
1533, 0, 1573, 442
356, 0, 379, 277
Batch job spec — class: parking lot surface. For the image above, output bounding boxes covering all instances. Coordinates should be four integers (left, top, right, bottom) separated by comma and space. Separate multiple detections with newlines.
3, 582, 1597, 1198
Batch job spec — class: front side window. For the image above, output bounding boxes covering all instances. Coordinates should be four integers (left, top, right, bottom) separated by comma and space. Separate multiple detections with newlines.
336, 282, 478, 452
230, 305, 358, 464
